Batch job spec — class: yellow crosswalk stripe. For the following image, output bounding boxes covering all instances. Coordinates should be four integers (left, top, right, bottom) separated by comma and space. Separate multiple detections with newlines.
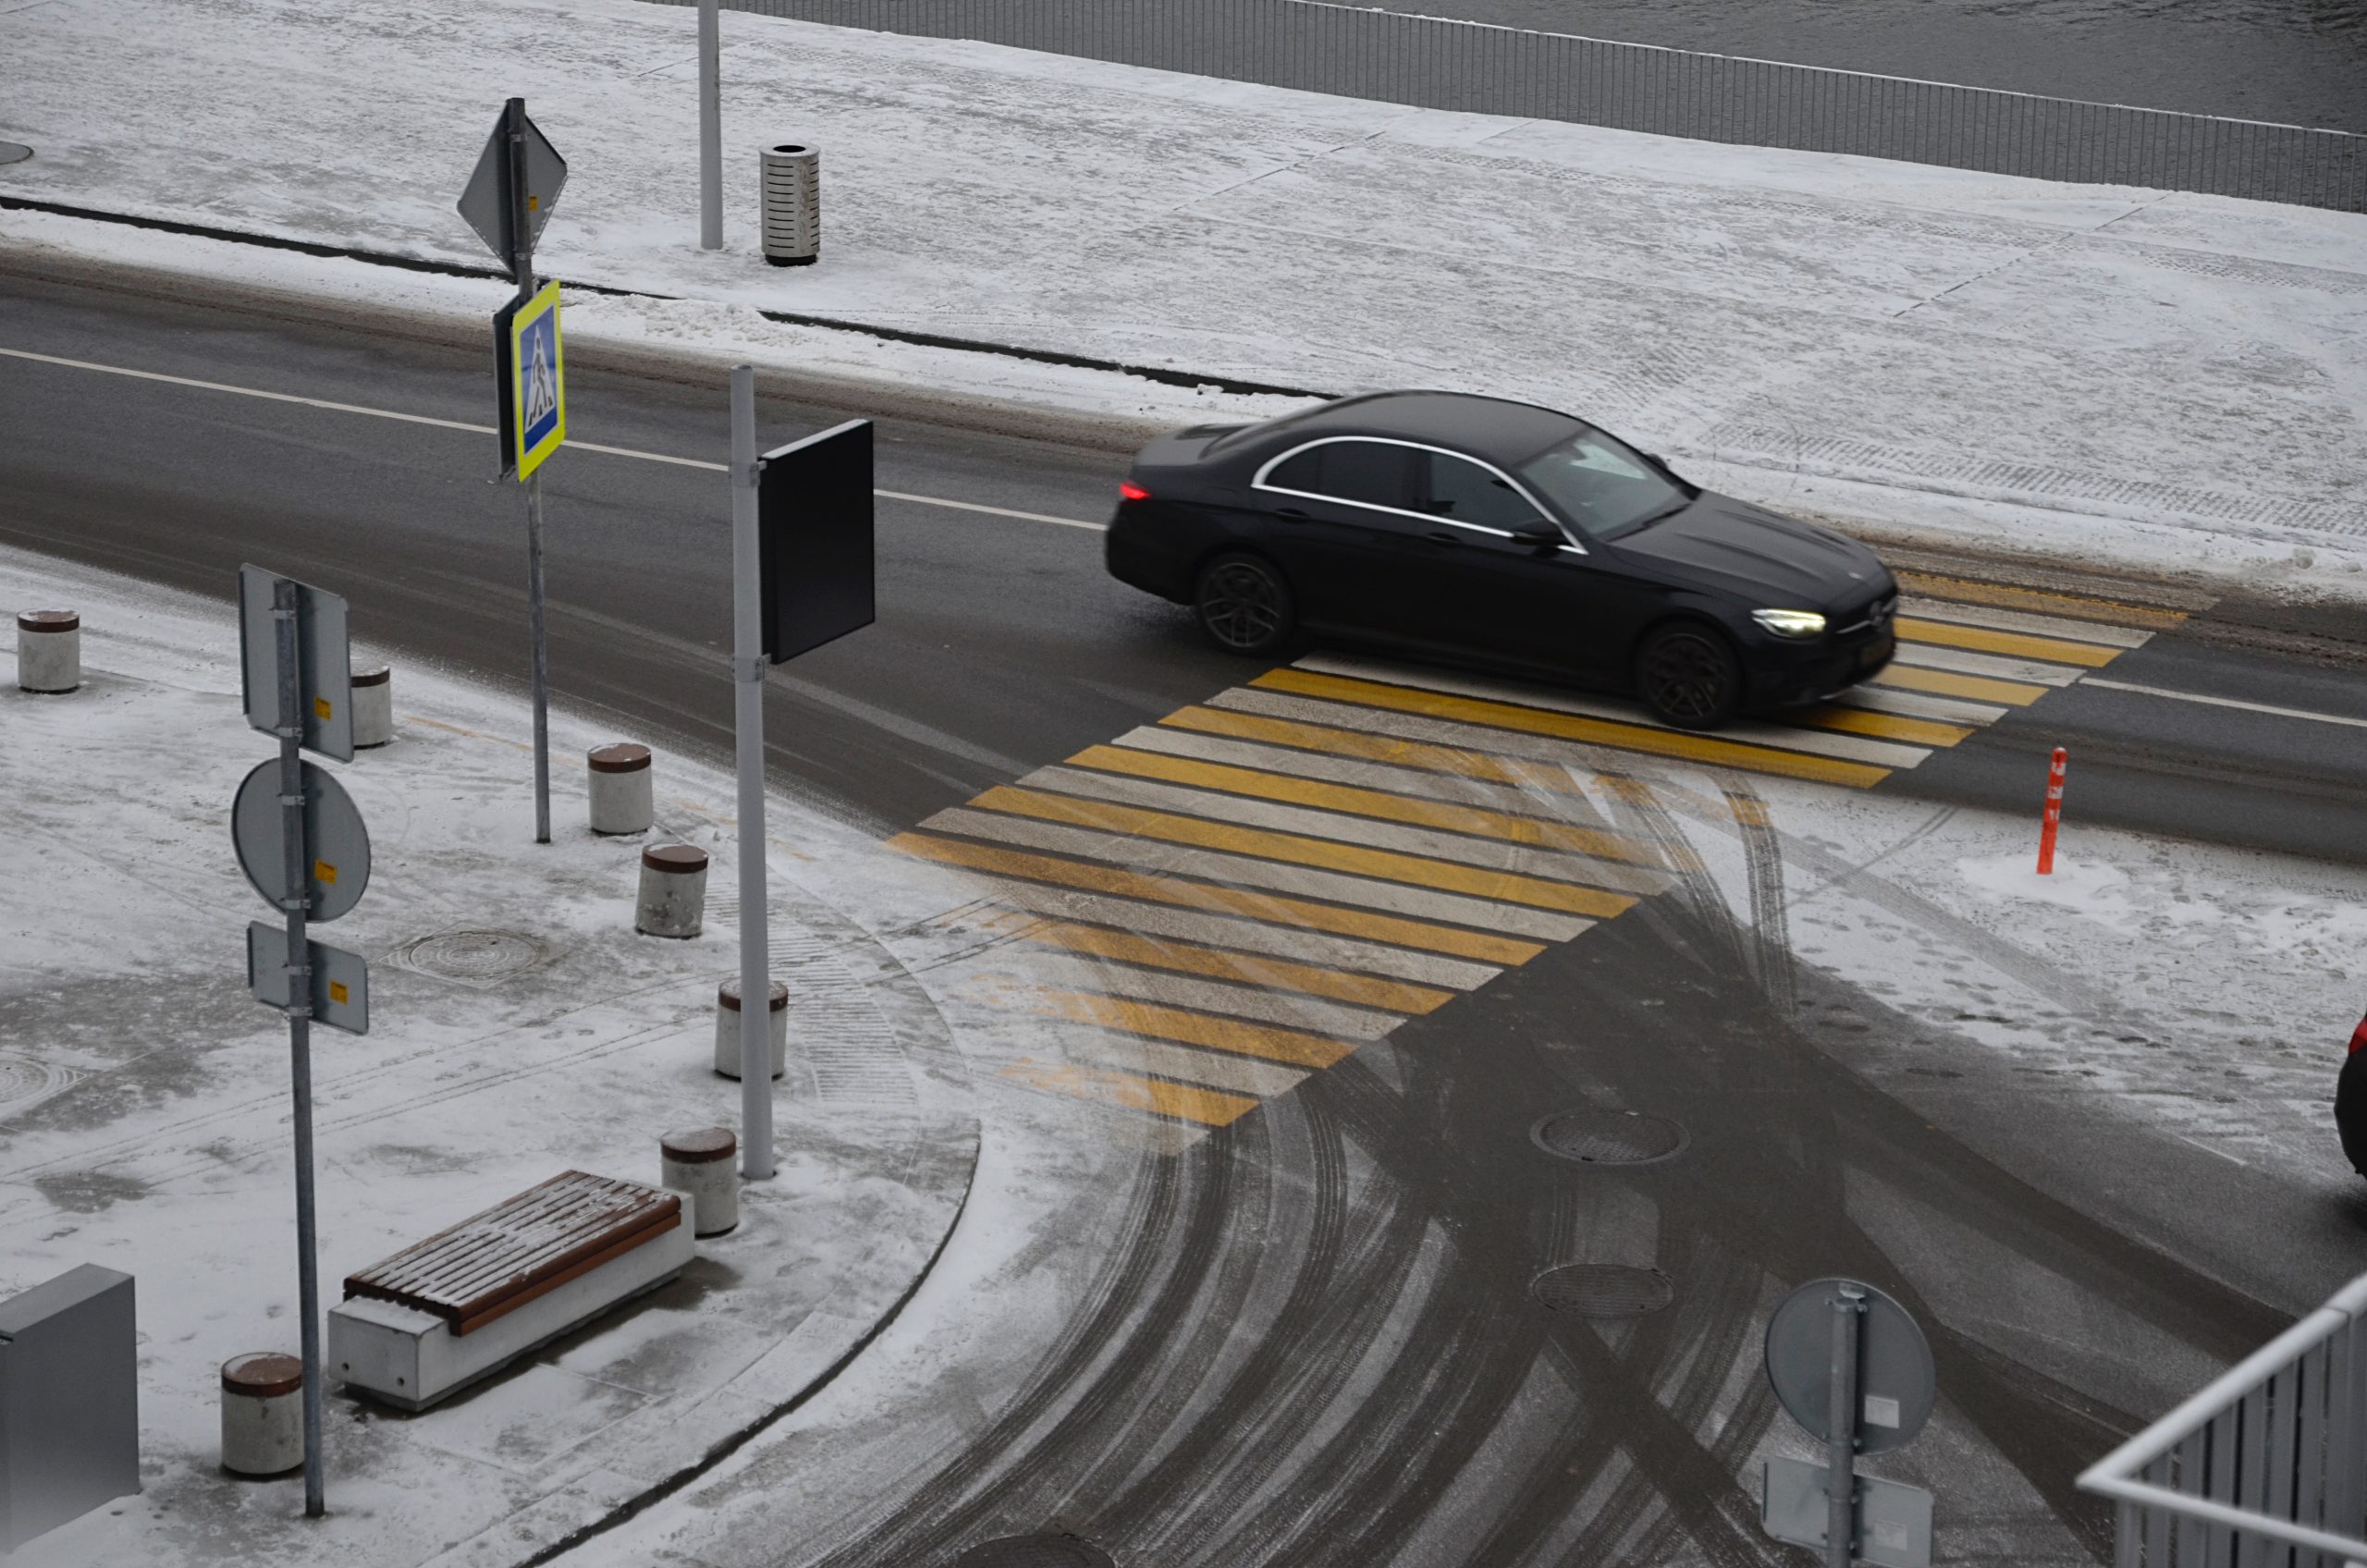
998, 1060, 1261, 1126
970, 787, 1637, 917
1251, 668, 1892, 789
887, 832, 1548, 964
1788, 704, 1972, 748
1897, 616, 2120, 668
1870, 664, 2049, 706
989, 914, 1455, 1014
1025, 989, 1358, 1070
1063, 743, 1665, 867
1895, 571, 2189, 631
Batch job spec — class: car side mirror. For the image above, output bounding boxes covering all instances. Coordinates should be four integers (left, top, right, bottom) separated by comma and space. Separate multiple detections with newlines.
1510, 520, 1564, 550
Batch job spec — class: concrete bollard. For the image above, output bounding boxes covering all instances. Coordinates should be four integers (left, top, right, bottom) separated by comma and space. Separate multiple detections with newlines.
16, 610, 80, 693
636, 844, 707, 937
660, 1127, 738, 1236
588, 742, 654, 836
351, 663, 393, 749
713, 979, 789, 1080
220, 1353, 304, 1477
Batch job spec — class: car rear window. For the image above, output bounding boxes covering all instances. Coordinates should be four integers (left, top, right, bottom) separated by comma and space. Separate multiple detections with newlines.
1265, 441, 1421, 512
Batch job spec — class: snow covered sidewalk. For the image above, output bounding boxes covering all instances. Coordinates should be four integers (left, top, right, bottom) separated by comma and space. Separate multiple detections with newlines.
3, 0, 2365, 598
0, 545, 978, 1567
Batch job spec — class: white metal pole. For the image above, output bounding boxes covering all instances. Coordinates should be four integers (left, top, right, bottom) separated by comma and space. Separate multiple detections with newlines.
729, 365, 773, 1178
699, 0, 722, 251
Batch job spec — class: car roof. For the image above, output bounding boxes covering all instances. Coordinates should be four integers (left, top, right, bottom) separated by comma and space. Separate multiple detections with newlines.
1269, 390, 1589, 467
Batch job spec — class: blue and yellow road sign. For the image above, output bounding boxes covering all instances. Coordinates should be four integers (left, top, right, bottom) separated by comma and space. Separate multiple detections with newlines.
509, 279, 566, 479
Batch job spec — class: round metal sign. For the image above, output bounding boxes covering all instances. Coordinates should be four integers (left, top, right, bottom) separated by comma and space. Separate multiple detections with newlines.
232, 760, 371, 923
1764, 1277, 1935, 1454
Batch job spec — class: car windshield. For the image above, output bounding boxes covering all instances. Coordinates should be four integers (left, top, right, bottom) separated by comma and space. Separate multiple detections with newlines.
1515, 431, 1690, 542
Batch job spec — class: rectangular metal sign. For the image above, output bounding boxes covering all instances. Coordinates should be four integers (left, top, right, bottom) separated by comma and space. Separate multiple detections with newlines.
758, 419, 875, 663
508, 278, 566, 480
456, 105, 567, 276
247, 923, 370, 1035
238, 565, 353, 762
1763, 1456, 1933, 1568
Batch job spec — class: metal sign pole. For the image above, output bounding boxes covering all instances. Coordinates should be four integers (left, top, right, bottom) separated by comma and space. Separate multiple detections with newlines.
504, 96, 553, 844
698, 0, 722, 250
526, 475, 552, 845
1827, 1283, 1865, 1567
730, 365, 773, 1179
271, 578, 326, 1517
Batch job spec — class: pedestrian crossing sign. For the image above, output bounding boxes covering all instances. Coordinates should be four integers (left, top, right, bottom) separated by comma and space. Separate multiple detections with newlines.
509, 278, 566, 479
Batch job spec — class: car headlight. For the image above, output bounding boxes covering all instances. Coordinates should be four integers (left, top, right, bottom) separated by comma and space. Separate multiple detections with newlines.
1751, 608, 1827, 639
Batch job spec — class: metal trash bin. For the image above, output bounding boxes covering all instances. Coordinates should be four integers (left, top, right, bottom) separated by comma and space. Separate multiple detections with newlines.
759, 143, 819, 267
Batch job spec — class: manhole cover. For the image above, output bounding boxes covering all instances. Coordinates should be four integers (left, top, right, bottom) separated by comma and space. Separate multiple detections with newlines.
399, 929, 548, 988
0, 143, 31, 166
1532, 1263, 1675, 1317
0, 1057, 68, 1110
1532, 1109, 1687, 1166
952, 1536, 1118, 1568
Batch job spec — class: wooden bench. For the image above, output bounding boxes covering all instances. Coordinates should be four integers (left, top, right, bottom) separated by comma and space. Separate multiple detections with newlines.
325, 1170, 693, 1412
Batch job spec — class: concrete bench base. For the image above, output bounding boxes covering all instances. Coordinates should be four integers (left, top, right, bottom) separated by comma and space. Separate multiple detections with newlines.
327, 1219, 693, 1412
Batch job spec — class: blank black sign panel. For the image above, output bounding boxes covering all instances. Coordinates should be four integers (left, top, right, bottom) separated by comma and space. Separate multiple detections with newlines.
759, 419, 876, 663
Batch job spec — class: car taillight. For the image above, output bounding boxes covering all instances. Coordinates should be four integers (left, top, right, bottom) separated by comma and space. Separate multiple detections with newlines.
1119, 481, 1150, 502
2350, 1015, 2367, 1055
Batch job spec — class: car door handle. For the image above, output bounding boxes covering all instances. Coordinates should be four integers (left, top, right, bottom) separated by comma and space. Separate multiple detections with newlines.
1274, 507, 1311, 521
1425, 531, 1462, 545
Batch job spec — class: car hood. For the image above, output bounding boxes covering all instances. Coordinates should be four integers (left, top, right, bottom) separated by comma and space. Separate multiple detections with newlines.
1609, 493, 1889, 610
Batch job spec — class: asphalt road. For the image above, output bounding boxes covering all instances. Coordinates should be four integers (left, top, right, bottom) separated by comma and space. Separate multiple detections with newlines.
6, 264, 2366, 1566
4, 267, 2361, 865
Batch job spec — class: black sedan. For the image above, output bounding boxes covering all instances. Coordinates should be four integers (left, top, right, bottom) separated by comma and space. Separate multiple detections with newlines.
1104, 390, 1898, 729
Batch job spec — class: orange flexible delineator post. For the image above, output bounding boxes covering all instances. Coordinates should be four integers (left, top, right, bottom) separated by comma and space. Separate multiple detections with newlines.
2037, 747, 2068, 874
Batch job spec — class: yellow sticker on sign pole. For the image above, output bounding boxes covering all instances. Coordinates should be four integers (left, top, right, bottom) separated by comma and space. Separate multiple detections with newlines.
510, 278, 566, 480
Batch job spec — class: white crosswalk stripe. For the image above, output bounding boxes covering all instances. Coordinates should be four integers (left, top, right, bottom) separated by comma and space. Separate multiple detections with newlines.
1829, 683, 2008, 725
969, 877, 1504, 988
1104, 725, 1621, 827
1889, 643, 2085, 685
1899, 596, 2152, 646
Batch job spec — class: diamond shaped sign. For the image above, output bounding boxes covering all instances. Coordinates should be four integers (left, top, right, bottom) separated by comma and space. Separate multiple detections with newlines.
456, 104, 568, 276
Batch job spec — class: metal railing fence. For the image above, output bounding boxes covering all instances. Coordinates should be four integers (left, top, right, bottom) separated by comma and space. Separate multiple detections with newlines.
655, 0, 2366, 212
2079, 1273, 2367, 1568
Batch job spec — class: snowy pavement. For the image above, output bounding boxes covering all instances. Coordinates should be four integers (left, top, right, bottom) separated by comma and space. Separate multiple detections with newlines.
560, 639, 2367, 1567
4, 0, 2366, 600
0, 543, 990, 1567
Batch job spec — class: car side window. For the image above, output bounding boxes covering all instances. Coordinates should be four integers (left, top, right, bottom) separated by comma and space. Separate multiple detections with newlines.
1422, 452, 1549, 533
1265, 441, 1421, 514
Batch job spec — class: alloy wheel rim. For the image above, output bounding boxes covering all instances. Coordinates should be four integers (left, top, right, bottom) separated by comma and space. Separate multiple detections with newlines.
1202, 564, 1282, 649
1643, 634, 1726, 719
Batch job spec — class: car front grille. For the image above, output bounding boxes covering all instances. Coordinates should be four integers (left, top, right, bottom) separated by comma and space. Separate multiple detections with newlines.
1833, 593, 1896, 636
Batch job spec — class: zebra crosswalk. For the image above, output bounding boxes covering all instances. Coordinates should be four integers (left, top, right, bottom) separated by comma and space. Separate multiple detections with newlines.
893, 570, 2188, 1143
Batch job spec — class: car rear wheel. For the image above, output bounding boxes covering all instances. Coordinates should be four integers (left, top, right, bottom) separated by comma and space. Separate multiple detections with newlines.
1195, 553, 1295, 656
1635, 623, 1741, 729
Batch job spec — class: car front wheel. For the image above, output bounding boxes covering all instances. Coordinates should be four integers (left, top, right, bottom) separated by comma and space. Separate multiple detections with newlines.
1635, 623, 1742, 729
1195, 553, 1295, 656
